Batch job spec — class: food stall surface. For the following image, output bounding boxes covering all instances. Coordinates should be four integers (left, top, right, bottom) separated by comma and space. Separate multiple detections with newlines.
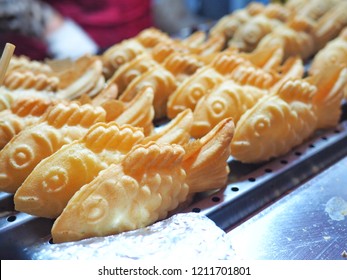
228, 156, 347, 260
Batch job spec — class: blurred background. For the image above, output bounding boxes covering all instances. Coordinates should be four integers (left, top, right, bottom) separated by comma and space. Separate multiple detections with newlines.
0, 0, 271, 60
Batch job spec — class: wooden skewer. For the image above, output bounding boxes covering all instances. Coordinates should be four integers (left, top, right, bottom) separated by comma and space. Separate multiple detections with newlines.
0, 43, 16, 85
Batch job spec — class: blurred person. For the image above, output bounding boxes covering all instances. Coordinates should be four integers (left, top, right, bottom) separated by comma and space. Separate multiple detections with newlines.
0, 0, 152, 60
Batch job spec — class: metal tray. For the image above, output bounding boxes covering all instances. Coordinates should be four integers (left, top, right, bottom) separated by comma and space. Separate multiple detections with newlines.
1, 102, 347, 260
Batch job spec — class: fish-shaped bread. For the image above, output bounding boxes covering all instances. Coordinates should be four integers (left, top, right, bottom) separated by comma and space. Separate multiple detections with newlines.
14, 122, 145, 218
309, 27, 347, 77
312, 0, 347, 52
119, 65, 177, 119
0, 102, 106, 193
228, 14, 283, 53
166, 48, 293, 119
285, 0, 340, 21
0, 95, 55, 149
166, 51, 253, 119
310, 64, 347, 129
191, 80, 268, 138
256, 17, 315, 60
210, 2, 265, 40
191, 56, 304, 138
101, 28, 171, 78
50, 117, 234, 243
230, 79, 317, 163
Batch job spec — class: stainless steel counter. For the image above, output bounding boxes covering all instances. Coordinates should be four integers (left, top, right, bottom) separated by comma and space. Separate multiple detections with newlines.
227, 156, 347, 260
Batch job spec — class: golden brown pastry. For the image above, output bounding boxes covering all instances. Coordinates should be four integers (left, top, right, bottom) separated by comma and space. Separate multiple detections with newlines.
51, 117, 234, 243
141, 109, 193, 146
229, 56, 304, 91
119, 65, 177, 119
51, 142, 189, 243
102, 39, 146, 79
228, 14, 283, 53
162, 52, 204, 83
0, 96, 54, 149
135, 27, 172, 49
0, 88, 15, 112
312, 0, 347, 51
110, 86, 155, 135
309, 27, 347, 77
210, 2, 265, 40
310, 64, 347, 129
286, 0, 341, 21
231, 79, 317, 163
3, 70, 59, 92
56, 55, 105, 100
262, 3, 292, 22
181, 31, 207, 48
167, 66, 225, 119
0, 102, 106, 193
191, 80, 267, 138
110, 53, 158, 95
239, 46, 284, 71
14, 122, 145, 218
8, 55, 52, 74
256, 16, 315, 60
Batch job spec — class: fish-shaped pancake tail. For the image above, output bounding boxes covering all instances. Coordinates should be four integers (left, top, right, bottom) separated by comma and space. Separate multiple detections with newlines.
311, 65, 347, 129
183, 118, 234, 193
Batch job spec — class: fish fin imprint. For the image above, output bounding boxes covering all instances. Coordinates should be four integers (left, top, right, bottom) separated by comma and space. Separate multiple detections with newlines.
82, 121, 145, 155
230, 64, 279, 89
0, 96, 55, 149
210, 51, 252, 76
3, 70, 59, 92
43, 102, 106, 129
183, 118, 234, 193
162, 52, 204, 83
52, 142, 188, 243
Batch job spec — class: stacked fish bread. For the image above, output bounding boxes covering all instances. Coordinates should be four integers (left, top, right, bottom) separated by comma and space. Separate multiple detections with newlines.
0, 33, 235, 244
